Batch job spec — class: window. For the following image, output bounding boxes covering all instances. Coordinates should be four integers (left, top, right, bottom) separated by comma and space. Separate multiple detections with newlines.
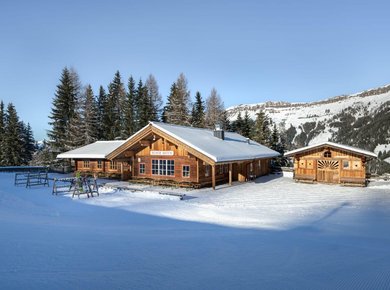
97, 160, 103, 169
219, 165, 223, 175
152, 160, 159, 175
343, 160, 350, 169
250, 162, 253, 172
182, 165, 190, 177
205, 165, 210, 177
151, 159, 175, 176
110, 161, 117, 170
139, 163, 145, 174
83, 160, 90, 168
324, 151, 332, 158
167, 160, 174, 176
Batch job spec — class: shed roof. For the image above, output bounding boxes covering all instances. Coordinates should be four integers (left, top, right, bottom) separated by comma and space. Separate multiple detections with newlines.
284, 141, 377, 158
57, 140, 126, 159
148, 122, 280, 162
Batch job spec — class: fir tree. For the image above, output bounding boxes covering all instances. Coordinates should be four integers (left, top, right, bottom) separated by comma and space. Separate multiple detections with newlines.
252, 110, 271, 146
48, 67, 79, 152
270, 124, 279, 151
145, 74, 162, 122
2, 103, 22, 165
220, 110, 231, 131
97, 86, 107, 140
123, 76, 137, 137
20, 122, 36, 164
241, 111, 252, 138
190, 91, 205, 128
0, 101, 5, 165
232, 111, 243, 134
165, 73, 191, 125
205, 88, 225, 129
136, 79, 153, 130
104, 71, 126, 139
82, 85, 99, 144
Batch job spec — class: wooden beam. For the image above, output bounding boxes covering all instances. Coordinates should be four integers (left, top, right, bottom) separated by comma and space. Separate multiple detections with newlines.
139, 140, 151, 146
229, 163, 232, 186
120, 162, 124, 181
212, 165, 216, 190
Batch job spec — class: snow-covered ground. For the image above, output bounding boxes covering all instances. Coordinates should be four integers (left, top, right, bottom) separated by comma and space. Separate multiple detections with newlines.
1, 172, 390, 289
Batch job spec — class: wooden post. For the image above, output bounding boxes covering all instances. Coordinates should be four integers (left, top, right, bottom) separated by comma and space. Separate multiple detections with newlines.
120, 162, 124, 180
131, 156, 135, 177
212, 164, 216, 190
229, 163, 232, 186
196, 159, 199, 184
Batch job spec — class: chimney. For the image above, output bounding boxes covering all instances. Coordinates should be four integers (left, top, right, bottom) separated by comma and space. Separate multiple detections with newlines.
213, 124, 224, 140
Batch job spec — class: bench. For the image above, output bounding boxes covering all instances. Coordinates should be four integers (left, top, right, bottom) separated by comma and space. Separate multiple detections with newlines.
340, 177, 366, 187
158, 191, 186, 200
294, 174, 316, 183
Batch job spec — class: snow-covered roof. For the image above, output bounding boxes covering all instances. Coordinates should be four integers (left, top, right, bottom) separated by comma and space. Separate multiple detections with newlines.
284, 141, 377, 158
57, 141, 126, 159
150, 122, 280, 162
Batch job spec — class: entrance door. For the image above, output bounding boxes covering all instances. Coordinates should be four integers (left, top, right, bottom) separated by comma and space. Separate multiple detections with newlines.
317, 160, 339, 183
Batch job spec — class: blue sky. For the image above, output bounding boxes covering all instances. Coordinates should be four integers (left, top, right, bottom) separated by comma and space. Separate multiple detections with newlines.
1, 0, 390, 140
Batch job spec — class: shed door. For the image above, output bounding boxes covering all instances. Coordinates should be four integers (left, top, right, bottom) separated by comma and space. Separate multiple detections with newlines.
317, 160, 339, 183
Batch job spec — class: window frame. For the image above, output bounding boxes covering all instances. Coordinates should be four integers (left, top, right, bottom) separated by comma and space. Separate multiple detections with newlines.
110, 160, 117, 170
97, 160, 103, 169
182, 165, 190, 178
151, 159, 175, 177
83, 160, 90, 168
139, 163, 145, 175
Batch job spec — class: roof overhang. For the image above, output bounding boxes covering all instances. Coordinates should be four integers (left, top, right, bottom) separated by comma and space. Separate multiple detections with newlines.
284, 142, 377, 159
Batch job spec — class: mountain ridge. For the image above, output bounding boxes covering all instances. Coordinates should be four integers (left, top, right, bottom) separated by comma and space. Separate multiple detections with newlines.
226, 83, 390, 174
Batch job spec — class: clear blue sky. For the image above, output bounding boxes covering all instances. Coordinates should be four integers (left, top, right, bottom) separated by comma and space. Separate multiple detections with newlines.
1, 0, 390, 140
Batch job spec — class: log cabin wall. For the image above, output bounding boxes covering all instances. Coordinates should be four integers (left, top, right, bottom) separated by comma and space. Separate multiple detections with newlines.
293, 147, 366, 184
75, 159, 125, 175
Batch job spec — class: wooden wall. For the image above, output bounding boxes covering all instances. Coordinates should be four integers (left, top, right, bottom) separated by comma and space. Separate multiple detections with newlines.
292, 147, 366, 185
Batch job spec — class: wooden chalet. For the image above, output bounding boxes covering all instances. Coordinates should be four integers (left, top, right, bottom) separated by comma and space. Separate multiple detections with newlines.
57, 122, 280, 189
284, 142, 377, 186
57, 141, 126, 178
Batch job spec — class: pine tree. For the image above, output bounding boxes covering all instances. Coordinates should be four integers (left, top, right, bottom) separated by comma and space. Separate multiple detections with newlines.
20, 122, 36, 164
270, 124, 279, 151
82, 85, 99, 144
165, 73, 191, 125
190, 91, 205, 128
0, 101, 5, 165
205, 88, 225, 129
145, 74, 162, 122
104, 71, 126, 139
97, 86, 107, 140
220, 110, 231, 131
136, 79, 153, 130
232, 111, 243, 134
123, 76, 137, 137
252, 110, 271, 146
48, 67, 79, 152
241, 111, 252, 138
2, 103, 23, 165
66, 94, 85, 149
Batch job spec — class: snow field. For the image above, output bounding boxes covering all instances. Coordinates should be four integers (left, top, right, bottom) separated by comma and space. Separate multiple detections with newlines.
1, 172, 390, 289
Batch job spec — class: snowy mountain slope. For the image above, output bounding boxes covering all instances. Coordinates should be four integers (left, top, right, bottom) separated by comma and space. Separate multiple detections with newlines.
227, 84, 390, 146
226, 84, 390, 174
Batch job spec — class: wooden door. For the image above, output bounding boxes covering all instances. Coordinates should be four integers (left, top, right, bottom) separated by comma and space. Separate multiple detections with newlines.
317, 160, 339, 183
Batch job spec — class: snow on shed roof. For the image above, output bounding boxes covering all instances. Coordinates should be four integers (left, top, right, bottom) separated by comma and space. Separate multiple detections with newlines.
151, 122, 280, 162
57, 140, 126, 159
284, 141, 377, 158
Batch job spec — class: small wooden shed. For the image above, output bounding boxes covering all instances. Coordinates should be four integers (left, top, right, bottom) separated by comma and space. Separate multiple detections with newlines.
284, 142, 377, 186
